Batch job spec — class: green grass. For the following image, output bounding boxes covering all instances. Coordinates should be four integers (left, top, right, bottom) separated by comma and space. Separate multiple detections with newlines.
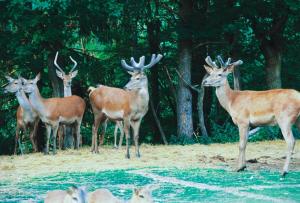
1, 168, 300, 202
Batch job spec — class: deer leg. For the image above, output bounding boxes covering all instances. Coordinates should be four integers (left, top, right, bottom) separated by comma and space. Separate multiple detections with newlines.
32, 119, 39, 152
29, 125, 37, 153
279, 122, 295, 177
118, 121, 124, 149
124, 118, 131, 159
52, 125, 59, 155
237, 124, 249, 172
113, 123, 119, 149
100, 119, 107, 145
75, 120, 82, 150
14, 126, 20, 155
131, 119, 142, 158
92, 115, 102, 153
44, 125, 51, 155
57, 125, 63, 150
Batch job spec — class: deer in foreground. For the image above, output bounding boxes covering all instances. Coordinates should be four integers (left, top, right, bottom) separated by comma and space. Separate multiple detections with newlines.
54, 51, 79, 149
202, 55, 299, 176
22, 73, 86, 154
89, 54, 162, 158
88, 186, 154, 203
44, 186, 88, 203
4, 76, 39, 154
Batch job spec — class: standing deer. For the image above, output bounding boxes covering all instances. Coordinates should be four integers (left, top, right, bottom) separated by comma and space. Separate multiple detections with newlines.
4, 76, 39, 154
202, 55, 299, 176
87, 86, 124, 149
22, 73, 86, 154
89, 54, 162, 158
54, 51, 78, 149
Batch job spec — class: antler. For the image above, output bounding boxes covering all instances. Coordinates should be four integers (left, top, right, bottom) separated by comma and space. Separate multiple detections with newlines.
69, 56, 77, 72
121, 54, 163, 71
205, 56, 218, 68
206, 55, 243, 69
54, 52, 65, 74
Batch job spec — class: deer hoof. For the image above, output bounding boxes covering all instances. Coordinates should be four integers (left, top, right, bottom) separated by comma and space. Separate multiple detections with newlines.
136, 153, 141, 158
236, 166, 246, 172
125, 154, 130, 159
281, 171, 288, 177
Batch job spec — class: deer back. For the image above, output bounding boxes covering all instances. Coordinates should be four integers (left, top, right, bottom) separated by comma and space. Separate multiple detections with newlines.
42, 95, 86, 121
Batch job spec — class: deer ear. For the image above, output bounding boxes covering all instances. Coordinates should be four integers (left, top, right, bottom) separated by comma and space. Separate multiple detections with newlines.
56, 70, 64, 79
127, 71, 134, 76
70, 70, 78, 78
5, 76, 14, 82
133, 188, 140, 195
224, 65, 234, 73
35, 73, 41, 82
203, 65, 214, 74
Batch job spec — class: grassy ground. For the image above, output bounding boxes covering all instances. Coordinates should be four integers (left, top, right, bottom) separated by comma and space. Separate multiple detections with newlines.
1, 140, 299, 182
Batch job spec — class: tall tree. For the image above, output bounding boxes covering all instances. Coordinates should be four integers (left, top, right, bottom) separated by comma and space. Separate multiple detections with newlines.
177, 0, 194, 140
242, 0, 289, 89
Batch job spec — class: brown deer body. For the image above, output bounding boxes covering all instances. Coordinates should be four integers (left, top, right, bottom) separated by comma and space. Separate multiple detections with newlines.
4, 76, 39, 154
89, 54, 162, 158
202, 56, 299, 176
22, 74, 86, 154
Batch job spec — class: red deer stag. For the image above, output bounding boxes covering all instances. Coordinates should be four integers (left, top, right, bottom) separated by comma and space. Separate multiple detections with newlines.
202, 55, 299, 176
4, 76, 39, 154
89, 54, 162, 158
22, 73, 86, 154
54, 51, 79, 149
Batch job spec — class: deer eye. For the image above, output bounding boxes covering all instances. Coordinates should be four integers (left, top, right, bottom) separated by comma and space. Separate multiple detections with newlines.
139, 195, 145, 198
72, 197, 78, 200
217, 74, 222, 77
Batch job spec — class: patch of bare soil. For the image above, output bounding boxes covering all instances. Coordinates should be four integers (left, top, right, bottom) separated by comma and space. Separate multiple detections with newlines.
0, 140, 299, 182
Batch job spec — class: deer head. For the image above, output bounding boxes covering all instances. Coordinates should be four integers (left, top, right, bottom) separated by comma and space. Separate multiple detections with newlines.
4, 76, 23, 94
22, 73, 41, 94
121, 54, 163, 90
202, 55, 243, 87
131, 186, 154, 203
54, 51, 78, 88
65, 186, 88, 203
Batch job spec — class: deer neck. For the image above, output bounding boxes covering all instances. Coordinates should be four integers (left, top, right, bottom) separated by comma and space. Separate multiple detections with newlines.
64, 86, 72, 97
130, 82, 149, 111
28, 86, 47, 116
215, 80, 234, 113
15, 90, 33, 112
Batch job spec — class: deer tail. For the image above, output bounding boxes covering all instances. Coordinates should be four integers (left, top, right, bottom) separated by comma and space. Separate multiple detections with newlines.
87, 86, 96, 96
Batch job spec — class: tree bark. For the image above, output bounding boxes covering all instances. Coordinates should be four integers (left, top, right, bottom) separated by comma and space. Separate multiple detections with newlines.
177, 0, 194, 139
261, 41, 282, 89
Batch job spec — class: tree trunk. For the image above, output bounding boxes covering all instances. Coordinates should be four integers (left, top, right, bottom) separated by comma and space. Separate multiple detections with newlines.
197, 86, 208, 138
177, 0, 194, 140
261, 42, 282, 89
177, 41, 194, 139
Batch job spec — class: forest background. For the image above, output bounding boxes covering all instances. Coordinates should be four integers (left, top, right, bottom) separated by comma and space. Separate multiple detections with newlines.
0, 0, 300, 154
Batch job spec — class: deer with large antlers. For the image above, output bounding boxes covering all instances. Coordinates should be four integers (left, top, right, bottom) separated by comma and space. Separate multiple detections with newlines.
202, 55, 300, 176
4, 76, 40, 154
22, 73, 86, 154
54, 51, 79, 149
89, 54, 162, 158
